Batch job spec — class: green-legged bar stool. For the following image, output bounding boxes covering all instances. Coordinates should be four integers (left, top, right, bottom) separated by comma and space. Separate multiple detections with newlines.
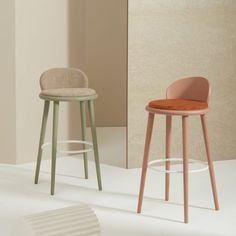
34, 68, 102, 195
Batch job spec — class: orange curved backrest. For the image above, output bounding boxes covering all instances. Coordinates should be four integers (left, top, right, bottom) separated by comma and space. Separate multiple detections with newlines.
166, 77, 210, 103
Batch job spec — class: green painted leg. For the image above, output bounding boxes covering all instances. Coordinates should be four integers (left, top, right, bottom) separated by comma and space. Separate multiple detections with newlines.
35, 101, 50, 184
80, 101, 89, 179
51, 101, 59, 195
88, 100, 102, 191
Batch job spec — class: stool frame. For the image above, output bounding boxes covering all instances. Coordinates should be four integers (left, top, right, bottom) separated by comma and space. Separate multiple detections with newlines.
34, 68, 102, 195
137, 77, 219, 223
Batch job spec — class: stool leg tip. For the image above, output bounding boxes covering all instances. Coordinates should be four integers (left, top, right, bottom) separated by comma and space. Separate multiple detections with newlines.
184, 216, 189, 224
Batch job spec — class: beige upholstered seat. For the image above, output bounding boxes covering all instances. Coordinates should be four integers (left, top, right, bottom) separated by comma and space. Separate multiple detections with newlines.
40, 88, 96, 97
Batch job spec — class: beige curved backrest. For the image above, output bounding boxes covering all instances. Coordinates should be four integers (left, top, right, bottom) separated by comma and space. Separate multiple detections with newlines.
40, 68, 88, 91
166, 77, 210, 103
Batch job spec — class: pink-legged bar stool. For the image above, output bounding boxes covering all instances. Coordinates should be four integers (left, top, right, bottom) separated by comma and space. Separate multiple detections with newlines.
137, 77, 219, 223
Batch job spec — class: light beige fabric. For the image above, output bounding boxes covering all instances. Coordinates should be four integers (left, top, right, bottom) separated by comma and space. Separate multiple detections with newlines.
13, 205, 101, 236
40, 68, 88, 91
40, 88, 96, 97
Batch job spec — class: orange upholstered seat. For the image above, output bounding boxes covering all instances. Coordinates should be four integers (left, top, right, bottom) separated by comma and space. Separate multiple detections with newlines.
149, 99, 208, 111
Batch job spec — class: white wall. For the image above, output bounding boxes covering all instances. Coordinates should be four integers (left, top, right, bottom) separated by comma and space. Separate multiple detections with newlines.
15, 0, 71, 163
0, 0, 16, 164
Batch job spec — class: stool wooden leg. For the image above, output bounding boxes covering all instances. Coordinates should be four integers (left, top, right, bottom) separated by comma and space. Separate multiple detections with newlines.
182, 116, 189, 223
137, 113, 155, 213
51, 101, 59, 195
88, 100, 102, 191
80, 101, 88, 179
35, 101, 50, 184
201, 115, 219, 210
165, 115, 172, 201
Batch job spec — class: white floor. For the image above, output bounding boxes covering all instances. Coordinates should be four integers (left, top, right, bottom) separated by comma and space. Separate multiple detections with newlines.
0, 157, 236, 236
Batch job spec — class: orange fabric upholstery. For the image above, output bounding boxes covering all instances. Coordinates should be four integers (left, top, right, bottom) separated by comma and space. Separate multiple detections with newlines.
149, 99, 208, 111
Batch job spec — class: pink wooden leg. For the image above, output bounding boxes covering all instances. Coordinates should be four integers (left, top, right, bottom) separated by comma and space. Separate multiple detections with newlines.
165, 115, 172, 201
137, 112, 155, 213
201, 115, 219, 210
182, 116, 189, 223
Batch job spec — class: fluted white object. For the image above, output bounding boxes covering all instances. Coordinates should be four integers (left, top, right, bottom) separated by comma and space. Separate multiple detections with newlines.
13, 205, 101, 236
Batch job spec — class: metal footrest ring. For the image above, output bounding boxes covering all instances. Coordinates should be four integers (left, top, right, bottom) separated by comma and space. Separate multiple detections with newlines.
41, 140, 93, 155
148, 158, 209, 174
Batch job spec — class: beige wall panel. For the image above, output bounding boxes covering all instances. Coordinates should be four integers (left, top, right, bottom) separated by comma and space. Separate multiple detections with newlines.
128, 1, 236, 167
85, 0, 127, 127
0, 0, 16, 164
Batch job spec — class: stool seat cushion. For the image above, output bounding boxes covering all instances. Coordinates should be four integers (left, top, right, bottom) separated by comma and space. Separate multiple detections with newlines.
149, 99, 208, 111
40, 88, 96, 97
